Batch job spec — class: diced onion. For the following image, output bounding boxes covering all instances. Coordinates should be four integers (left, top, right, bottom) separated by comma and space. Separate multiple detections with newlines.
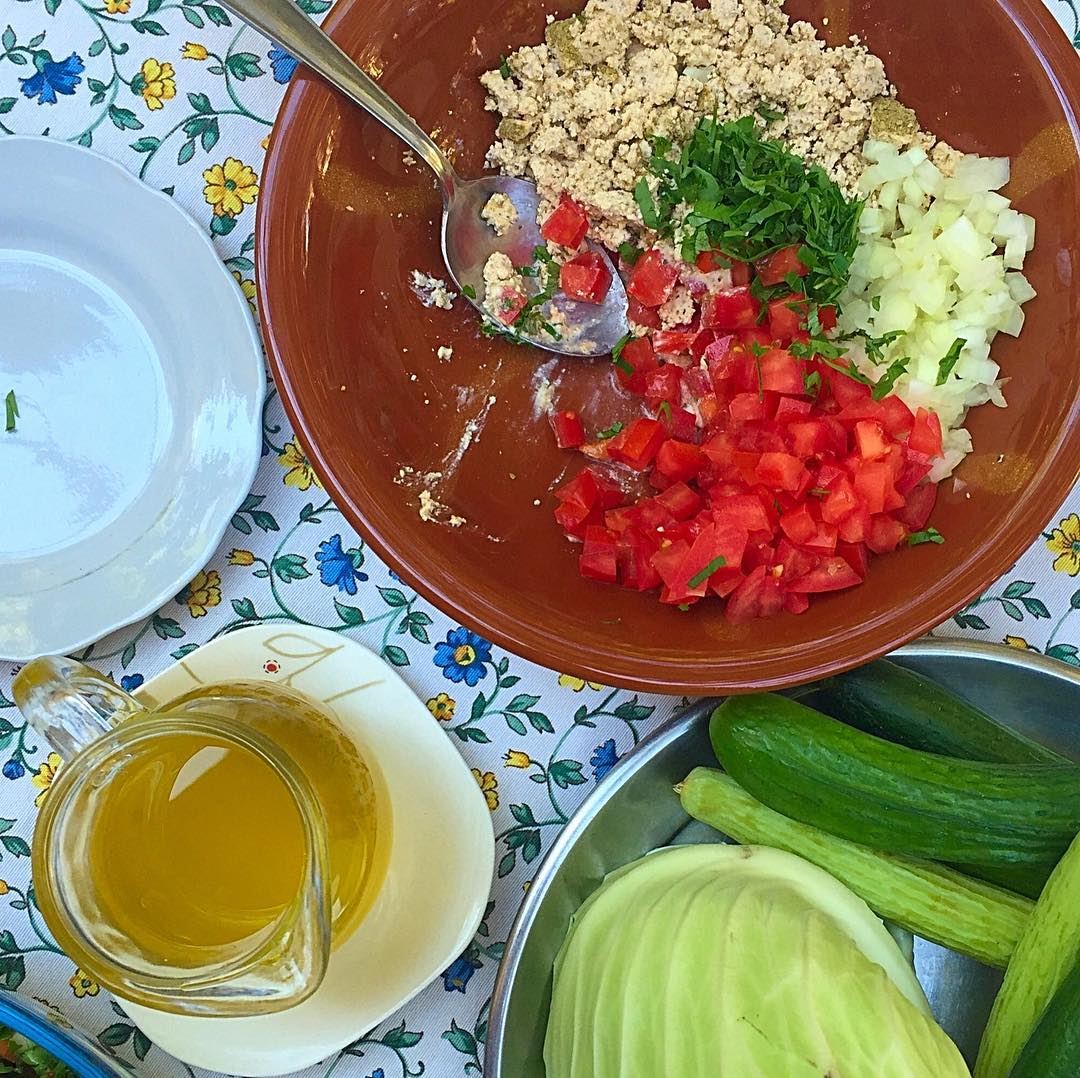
841, 140, 1037, 476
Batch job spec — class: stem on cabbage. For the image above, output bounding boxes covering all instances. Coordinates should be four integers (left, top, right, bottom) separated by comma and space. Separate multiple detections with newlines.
680, 767, 1032, 969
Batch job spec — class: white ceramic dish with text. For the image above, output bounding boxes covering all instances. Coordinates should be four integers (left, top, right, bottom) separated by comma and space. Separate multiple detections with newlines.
0, 137, 264, 661
123, 625, 494, 1075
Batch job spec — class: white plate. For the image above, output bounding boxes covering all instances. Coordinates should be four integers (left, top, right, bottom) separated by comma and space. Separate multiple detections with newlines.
0, 137, 264, 660
125, 625, 494, 1075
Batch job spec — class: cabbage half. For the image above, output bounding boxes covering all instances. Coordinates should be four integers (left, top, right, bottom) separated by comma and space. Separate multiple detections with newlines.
544, 844, 969, 1077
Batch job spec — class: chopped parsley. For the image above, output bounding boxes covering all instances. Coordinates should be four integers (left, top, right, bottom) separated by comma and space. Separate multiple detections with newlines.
618, 242, 642, 266
803, 370, 822, 396
755, 102, 785, 123
461, 283, 477, 300
498, 56, 512, 79
688, 556, 726, 589
871, 356, 911, 401
611, 332, 634, 374
633, 114, 862, 308
854, 328, 906, 365
512, 245, 562, 341
908, 528, 945, 547
598, 421, 625, 440
657, 400, 673, 421
870, 294, 882, 311
4, 390, 17, 433
936, 338, 967, 386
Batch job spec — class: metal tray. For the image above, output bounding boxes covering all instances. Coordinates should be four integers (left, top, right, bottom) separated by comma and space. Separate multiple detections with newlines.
486, 640, 1080, 1075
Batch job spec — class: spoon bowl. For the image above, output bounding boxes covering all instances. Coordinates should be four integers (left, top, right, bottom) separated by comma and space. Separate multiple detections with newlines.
220, 0, 628, 357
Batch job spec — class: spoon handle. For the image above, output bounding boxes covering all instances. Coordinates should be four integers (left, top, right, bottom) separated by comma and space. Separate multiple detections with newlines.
220, 0, 457, 196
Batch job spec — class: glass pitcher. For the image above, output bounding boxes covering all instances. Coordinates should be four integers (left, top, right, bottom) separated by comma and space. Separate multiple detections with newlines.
12, 656, 386, 1018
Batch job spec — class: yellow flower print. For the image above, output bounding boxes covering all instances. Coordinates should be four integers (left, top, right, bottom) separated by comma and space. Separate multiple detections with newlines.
228, 549, 255, 566
260, 134, 271, 151
231, 269, 257, 314
0, 881, 9, 897
558, 674, 605, 692
69, 968, 100, 999
504, 749, 532, 769
181, 42, 208, 61
104, 0, 130, 11
137, 58, 176, 111
472, 769, 498, 811
203, 157, 259, 217
32, 752, 62, 808
184, 569, 222, 618
1005, 635, 1033, 651
1047, 514, 1080, 576
278, 437, 322, 491
426, 693, 455, 722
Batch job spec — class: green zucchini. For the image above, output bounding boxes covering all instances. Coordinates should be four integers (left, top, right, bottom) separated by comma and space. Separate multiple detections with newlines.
976, 832, 1080, 1077
709, 694, 1080, 876
679, 767, 1033, 969
811, 660, 1067, 765
1006, 961, 1080, 1078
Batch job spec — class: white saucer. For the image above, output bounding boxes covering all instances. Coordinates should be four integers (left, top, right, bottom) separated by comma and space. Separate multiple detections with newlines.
126, 625, 494, 1075
0, 137, 265, 661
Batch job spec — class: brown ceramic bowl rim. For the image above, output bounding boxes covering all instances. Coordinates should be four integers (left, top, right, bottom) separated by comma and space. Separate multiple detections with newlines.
257, 0, 1080, 695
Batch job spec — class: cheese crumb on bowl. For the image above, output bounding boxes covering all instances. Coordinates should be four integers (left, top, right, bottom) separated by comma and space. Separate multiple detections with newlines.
437, 345, 454, 361
410, 269, 457, 310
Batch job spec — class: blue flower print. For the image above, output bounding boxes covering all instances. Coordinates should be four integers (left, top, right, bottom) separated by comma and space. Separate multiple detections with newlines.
120, 674, 144, 693
365, 1071, 385, 1078
20, 52, 84, 105
1, 760, 24, 781
433, 627, 491, 686
268, 45, 298, 83
590, 739, 620, 782
441, 954, 478, 993
315, 534, 369, 595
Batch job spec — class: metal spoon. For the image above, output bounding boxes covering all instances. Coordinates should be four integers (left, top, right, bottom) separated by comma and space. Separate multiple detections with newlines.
221, 0, 630, 357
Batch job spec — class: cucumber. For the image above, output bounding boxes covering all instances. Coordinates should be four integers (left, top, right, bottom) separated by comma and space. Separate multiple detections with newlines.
679, 767, 1033, 969
976, 832, 1080, 1077
1007, 961, 1080, 1078
811, 660, 1067, 765
955, 861, 1049, 901
709, 694, 1080, 874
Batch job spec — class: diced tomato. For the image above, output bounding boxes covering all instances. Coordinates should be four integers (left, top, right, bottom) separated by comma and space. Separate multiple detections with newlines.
492, 286, 528, 326
712, 492, 771, 535
726, 565, 785, 622
767, 295, 808, 343
644, 365, 683, 411
730, 261, 752, 287
655, 482, 703, 521
759, 348, 804, 395
655, 440, 706, 483
756, 452, 810, 493
702, 287, 761, 331
651, 540, 696, 596
560, 252, 612, 304
626, 249, 679, 307
755, 245, 809, 287
730, 392, 768, 423
659, 405, 698, 441
697, 393, 724, 429
689, 328, 721, 361
550, 410, 585, 450
821, 478, 859, 524
554, 499, 595, 538
866, 514, 908, 555
608, 418, 666, 471
879, 394, 915, 437
854, 420, 890, 462
739, 326, 773, 352
828, 369, 873, 408
909, 407, 944, 459
604, 506, 636, 535
628, 296, 662, 329
817, 305, 838, 332
695, 250, 729, 273
541, 193, 590, 248
895, 481, 938, 530
652, 329, 697, 356
787, 556, 862, 594
618, 529, 663, 591
780, 503, 817, 545
784, 420, 829, 459
579, 525, 618, 583
896, 448, 934, 495
615, 336, 658, 394
555, 467, 624, 512
852, 462, 897, 516
838, 506, 870, 544
837, 541, 870, 579
801, 520, 839, 557
784, 591, 811, 615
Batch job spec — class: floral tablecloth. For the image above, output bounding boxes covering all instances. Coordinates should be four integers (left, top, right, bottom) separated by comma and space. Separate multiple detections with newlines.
1, 1, 1080, 1074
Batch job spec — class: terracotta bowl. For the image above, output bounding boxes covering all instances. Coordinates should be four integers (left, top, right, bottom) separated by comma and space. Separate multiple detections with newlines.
257, 0, 1080, 694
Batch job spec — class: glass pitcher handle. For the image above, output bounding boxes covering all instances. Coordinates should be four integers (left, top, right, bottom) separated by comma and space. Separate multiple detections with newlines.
11, 657, 146, 759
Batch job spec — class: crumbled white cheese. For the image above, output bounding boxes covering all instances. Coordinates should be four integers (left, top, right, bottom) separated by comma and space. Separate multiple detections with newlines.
418, 489, 466, 527
480, 192, 519, 236
410, 269, 457, 310
482, 252, 527, 318
402, 150, 417, 166
437, 345, 454, 361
